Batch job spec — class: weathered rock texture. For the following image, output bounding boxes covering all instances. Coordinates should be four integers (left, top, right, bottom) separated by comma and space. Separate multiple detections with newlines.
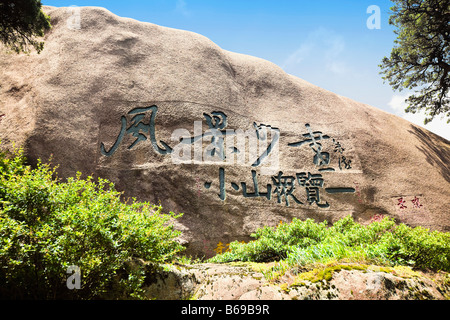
142, 263, 450, 300
0, 6, 449, 257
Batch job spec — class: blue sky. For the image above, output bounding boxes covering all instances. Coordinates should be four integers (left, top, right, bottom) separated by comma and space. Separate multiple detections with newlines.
42, 0, 449, 139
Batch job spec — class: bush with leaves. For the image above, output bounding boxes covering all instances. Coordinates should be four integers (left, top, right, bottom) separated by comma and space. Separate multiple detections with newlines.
0, 0, 52, 54
210, 216, 450, 272
219, 219, 328, 262
0, 147, 184, 299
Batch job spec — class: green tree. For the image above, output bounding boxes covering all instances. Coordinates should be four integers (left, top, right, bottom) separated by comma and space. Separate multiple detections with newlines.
380, 0, 450, 124
0, 0, 51, 54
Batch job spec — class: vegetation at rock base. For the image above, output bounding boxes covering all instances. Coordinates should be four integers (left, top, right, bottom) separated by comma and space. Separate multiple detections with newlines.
0, 146, 184, 299
208, 215, 450, 274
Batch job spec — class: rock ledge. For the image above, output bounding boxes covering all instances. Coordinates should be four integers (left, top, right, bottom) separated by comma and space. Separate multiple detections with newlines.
141, 262, 450, 300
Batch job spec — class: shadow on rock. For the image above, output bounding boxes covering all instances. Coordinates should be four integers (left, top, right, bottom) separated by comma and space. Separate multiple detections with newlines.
408, 125, 450, 183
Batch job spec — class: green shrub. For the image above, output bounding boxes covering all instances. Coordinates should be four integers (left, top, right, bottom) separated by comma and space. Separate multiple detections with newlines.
379, 224, 450, 270
0, 147, 184, 299
209, 215, 450, 272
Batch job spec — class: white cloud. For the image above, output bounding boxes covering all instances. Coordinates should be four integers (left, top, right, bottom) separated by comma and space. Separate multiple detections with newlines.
282, 27, 349, 75
328, 61, 348, 75
175, 0, 191, 17
388, 93, 449, 140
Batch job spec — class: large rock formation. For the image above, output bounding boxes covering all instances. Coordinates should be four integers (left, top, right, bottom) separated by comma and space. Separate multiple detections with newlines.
1, 6, 449, 257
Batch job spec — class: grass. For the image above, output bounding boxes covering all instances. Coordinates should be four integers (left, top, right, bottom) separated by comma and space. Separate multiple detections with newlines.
208, 216, 450, 277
